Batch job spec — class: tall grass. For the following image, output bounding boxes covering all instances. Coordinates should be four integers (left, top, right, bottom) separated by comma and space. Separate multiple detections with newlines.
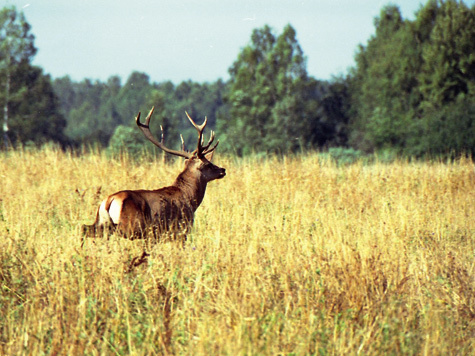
0, 146, 474, 355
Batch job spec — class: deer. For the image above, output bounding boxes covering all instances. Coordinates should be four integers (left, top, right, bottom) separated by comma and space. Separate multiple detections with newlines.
82, 107, 226, 245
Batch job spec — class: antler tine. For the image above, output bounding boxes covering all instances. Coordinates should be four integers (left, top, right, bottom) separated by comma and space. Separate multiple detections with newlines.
180, 134, 186, 151
135, 107, 152, 129
200, 130, 216, 152
185, 111, 211, 157
185, 111, 207, 132
203, 139, 220, 156
160, 125, 165, 144
144, 106, 155, 126
136, 107, 193, 159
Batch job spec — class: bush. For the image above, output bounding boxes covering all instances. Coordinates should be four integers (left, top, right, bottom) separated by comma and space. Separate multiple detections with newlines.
107, 125, 150, 157
321, 147, 366, 165
406, 99, 475, 158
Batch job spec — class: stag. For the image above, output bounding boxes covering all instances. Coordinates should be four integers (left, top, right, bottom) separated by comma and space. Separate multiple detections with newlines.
82, 107, 226, 243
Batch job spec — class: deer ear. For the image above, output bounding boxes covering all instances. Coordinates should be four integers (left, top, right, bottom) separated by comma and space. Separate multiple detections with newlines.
205, 151, 214, 161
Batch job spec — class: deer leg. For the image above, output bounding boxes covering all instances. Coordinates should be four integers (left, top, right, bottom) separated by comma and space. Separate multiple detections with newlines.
82, 201, 114, 240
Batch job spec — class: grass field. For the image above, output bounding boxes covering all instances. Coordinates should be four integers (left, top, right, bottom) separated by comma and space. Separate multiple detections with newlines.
0, 146, 474, 355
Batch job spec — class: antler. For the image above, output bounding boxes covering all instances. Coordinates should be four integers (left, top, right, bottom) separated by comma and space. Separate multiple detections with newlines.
185, 112, 219, 158
136, 107, 193, 159
136, 107, 219, 159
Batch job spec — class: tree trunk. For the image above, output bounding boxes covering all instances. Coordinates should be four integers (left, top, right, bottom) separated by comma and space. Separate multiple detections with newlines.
3, 68, 10, 150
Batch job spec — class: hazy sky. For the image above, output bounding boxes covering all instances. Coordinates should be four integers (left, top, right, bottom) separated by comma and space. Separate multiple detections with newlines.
2, 0, 473, 84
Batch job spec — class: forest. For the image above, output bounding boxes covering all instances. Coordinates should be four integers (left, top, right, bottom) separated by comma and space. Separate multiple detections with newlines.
1, 0, 474, 158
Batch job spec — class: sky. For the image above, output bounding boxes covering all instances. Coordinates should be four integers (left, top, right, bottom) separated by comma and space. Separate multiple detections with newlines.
1, 0, 473, 84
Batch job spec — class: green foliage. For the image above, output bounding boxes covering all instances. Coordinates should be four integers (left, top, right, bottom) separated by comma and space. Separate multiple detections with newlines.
0, 6, 67, 148
53, 73, 227, 152
349, 0, 475, 158
114, 72, 152, 125
9, 66, 67, 145
407, 97, 475, 157
350, 5, 416, 152
0, 6, 35, 62
320, 147, 366, 166
2, 1, 473, 158
107, 125, 150, 157
218, 24, 346, 155
57, 75, 133, 146
418, 0, 475, 108
50, 26, 349, 156
318, 77, 351, 147
0, 7, 64, 146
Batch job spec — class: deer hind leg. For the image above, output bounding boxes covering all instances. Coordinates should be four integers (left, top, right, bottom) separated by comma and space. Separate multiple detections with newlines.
97, 199, 117, 234
82, 223, 110, 237
81, 199, 116, 243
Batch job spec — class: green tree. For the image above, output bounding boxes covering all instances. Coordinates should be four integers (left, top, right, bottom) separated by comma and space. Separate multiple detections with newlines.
219, 25, 319, 155
1, 6, 35, 148
52, 73, 229, 150
219, 24, 348, 155
0, 6, 66, 147
349, 5, 417, 152
108, 125, 148, 157
114, 72, 152, 125
318, 77, 351, 147
54, 76, 124, 146
266, 25, 311, 152
169, 80, 225, 148
418, 0, 475, 109
410, 1, 475, 157
407, 97, 475, 157
349, 0, 475, 157
406, 0, 475, 157
9, 66, 67, 145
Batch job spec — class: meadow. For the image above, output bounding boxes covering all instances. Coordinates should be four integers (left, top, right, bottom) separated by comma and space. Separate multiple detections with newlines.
0, 146, 474, 355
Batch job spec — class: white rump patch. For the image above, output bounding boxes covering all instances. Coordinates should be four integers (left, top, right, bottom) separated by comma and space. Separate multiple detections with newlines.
97, 198, 122, 226
98, 200, 111, 225
108, 199, 122, 224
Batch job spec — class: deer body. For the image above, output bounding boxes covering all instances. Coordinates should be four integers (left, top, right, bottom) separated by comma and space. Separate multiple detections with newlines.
82, 107, 225, 241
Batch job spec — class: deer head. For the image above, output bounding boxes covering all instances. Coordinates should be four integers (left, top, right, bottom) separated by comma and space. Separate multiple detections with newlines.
136, 107, 226, 183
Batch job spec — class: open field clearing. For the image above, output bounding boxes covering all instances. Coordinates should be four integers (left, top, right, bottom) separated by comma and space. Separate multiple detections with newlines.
0, 147, 474, 355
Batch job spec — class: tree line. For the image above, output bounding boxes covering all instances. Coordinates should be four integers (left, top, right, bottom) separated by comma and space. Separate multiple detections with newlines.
1, 0, 474, 158
349, 0, 475, 157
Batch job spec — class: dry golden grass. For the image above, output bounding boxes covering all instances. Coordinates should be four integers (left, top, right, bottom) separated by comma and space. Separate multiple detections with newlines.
0, 146, 474, 355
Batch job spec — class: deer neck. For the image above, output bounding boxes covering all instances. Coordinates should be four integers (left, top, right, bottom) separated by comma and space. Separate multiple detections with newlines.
173, 170, 207, 211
